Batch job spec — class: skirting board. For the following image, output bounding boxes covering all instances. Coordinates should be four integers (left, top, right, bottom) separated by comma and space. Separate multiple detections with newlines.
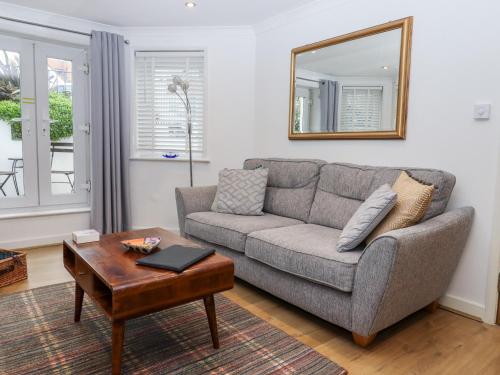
0, 233, 72, 250
439, 294, 485, 322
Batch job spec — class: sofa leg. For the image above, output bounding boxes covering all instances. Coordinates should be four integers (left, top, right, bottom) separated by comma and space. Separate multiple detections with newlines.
352, 332, 377, 347
425, 300, 439, 313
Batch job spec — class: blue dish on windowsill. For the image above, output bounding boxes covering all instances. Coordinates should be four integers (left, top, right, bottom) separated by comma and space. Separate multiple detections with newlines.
162, 152, 179, 159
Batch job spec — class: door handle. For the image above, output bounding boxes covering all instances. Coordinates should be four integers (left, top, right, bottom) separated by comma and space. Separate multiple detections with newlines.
42, 118, 58, 136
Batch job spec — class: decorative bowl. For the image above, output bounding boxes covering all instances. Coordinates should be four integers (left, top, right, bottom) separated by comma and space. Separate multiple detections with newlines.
121, 237, 161, 254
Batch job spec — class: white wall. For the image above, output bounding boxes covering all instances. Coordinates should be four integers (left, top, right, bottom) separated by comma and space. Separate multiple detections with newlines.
253, 0, 500, 319
124, 27, 256, 230
0, 210, 90, 248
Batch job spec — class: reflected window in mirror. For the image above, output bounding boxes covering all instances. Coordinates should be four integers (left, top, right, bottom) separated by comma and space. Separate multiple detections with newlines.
340, 86, 384, 132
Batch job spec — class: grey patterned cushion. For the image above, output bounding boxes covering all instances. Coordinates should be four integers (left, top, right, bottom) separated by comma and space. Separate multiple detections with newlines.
336, 184, 397, 252
213, 168, 269, 216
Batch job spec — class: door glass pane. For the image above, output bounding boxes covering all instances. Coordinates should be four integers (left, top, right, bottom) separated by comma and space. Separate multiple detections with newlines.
0, 49, 24, 198
47, 57, 74, 195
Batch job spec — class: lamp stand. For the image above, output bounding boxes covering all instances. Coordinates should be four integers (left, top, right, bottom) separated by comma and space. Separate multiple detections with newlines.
188, 113, 193, 187
169, 76, 194, 187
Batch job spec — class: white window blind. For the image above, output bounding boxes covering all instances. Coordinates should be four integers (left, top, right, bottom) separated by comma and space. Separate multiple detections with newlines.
135, 51, 205, 156
339, 86, 383, 131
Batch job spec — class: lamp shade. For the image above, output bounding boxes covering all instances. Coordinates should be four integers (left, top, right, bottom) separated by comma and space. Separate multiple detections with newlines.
167, 83, 177, 93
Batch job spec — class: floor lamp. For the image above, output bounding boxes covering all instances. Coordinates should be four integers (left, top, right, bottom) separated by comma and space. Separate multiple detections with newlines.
168, 75, 193, 187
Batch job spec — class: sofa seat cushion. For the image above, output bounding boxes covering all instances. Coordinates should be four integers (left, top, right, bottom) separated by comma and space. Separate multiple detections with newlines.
185, 211, 303, 253
246, 224, 363, 292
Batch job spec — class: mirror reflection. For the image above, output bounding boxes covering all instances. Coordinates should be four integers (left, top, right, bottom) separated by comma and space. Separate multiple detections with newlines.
290, 20, 411, 139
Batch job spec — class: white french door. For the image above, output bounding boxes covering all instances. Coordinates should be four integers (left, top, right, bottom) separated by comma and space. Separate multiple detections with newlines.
35, 42, 89, 205
0, 34, 89, 210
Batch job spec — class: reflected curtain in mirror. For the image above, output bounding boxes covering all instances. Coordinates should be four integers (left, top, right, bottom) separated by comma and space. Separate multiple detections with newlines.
320, 80, 339, 132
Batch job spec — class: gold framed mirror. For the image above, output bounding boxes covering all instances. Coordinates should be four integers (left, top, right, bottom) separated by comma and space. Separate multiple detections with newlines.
288, 17, 413, 140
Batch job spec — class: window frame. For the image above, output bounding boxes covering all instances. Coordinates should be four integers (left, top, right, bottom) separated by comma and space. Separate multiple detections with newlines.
131, 48, 209, 161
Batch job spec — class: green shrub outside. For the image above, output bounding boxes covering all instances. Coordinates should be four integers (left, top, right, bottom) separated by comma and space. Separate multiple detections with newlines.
0, 92, 73, 140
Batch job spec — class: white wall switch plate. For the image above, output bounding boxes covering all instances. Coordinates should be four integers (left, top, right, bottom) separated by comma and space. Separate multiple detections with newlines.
473, 104, 491, 120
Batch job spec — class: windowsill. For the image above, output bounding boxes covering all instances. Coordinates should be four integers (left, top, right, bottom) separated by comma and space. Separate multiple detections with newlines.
130, 157, 210, 163
0, 206, 91, 220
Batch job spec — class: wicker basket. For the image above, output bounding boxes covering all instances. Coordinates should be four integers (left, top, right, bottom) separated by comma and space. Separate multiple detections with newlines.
0, 249, 27, 288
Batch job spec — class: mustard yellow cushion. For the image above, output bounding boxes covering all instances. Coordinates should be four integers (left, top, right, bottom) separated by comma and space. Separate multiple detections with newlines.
367, 171, 434, 243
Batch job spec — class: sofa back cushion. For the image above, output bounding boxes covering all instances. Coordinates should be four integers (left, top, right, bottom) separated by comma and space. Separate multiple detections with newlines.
244, 158, 326, 221
308, 163, 456, 229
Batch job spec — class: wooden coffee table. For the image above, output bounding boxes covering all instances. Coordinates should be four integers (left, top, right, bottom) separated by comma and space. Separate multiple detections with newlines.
63, 228, 234, 375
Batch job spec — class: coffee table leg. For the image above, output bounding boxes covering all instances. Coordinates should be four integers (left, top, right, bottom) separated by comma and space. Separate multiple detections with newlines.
112, 320, 125, 375
74, 283, 84, 322
203, 294, 219, 349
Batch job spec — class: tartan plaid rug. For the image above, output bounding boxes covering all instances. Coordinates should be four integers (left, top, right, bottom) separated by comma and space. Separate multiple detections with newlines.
0, 282, 346, 374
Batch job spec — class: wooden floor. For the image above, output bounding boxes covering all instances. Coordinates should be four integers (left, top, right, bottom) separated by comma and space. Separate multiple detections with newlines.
2, 245, 500, 374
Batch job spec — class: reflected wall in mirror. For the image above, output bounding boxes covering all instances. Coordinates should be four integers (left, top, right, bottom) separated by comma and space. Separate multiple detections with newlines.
289, 17, 412, 139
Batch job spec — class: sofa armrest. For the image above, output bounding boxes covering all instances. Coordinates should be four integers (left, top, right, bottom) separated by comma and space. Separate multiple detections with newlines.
175, 185, 217, 236
351, 207, 474, 336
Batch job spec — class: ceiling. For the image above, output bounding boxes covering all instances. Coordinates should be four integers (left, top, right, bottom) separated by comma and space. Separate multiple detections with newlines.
2, 0, 313, 27
296, 29, 401, 78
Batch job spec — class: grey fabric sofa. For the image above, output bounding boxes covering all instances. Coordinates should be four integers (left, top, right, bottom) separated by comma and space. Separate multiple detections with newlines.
175, 158, 474, 346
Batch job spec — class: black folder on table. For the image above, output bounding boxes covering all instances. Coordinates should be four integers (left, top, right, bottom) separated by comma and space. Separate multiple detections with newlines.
136, 245, 215, 272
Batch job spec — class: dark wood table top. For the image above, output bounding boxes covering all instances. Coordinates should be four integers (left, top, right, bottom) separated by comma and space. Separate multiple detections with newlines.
63, 227, 233, 292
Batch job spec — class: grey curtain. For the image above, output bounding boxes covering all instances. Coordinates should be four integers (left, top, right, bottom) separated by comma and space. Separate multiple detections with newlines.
319, 79, 339, 131
90, 31, 131, 234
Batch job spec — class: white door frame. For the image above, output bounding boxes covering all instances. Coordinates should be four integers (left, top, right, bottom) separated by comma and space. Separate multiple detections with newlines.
484, 157, 500, 324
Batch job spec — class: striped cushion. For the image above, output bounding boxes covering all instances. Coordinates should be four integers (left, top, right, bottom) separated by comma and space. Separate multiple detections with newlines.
367, 171, 434, 242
